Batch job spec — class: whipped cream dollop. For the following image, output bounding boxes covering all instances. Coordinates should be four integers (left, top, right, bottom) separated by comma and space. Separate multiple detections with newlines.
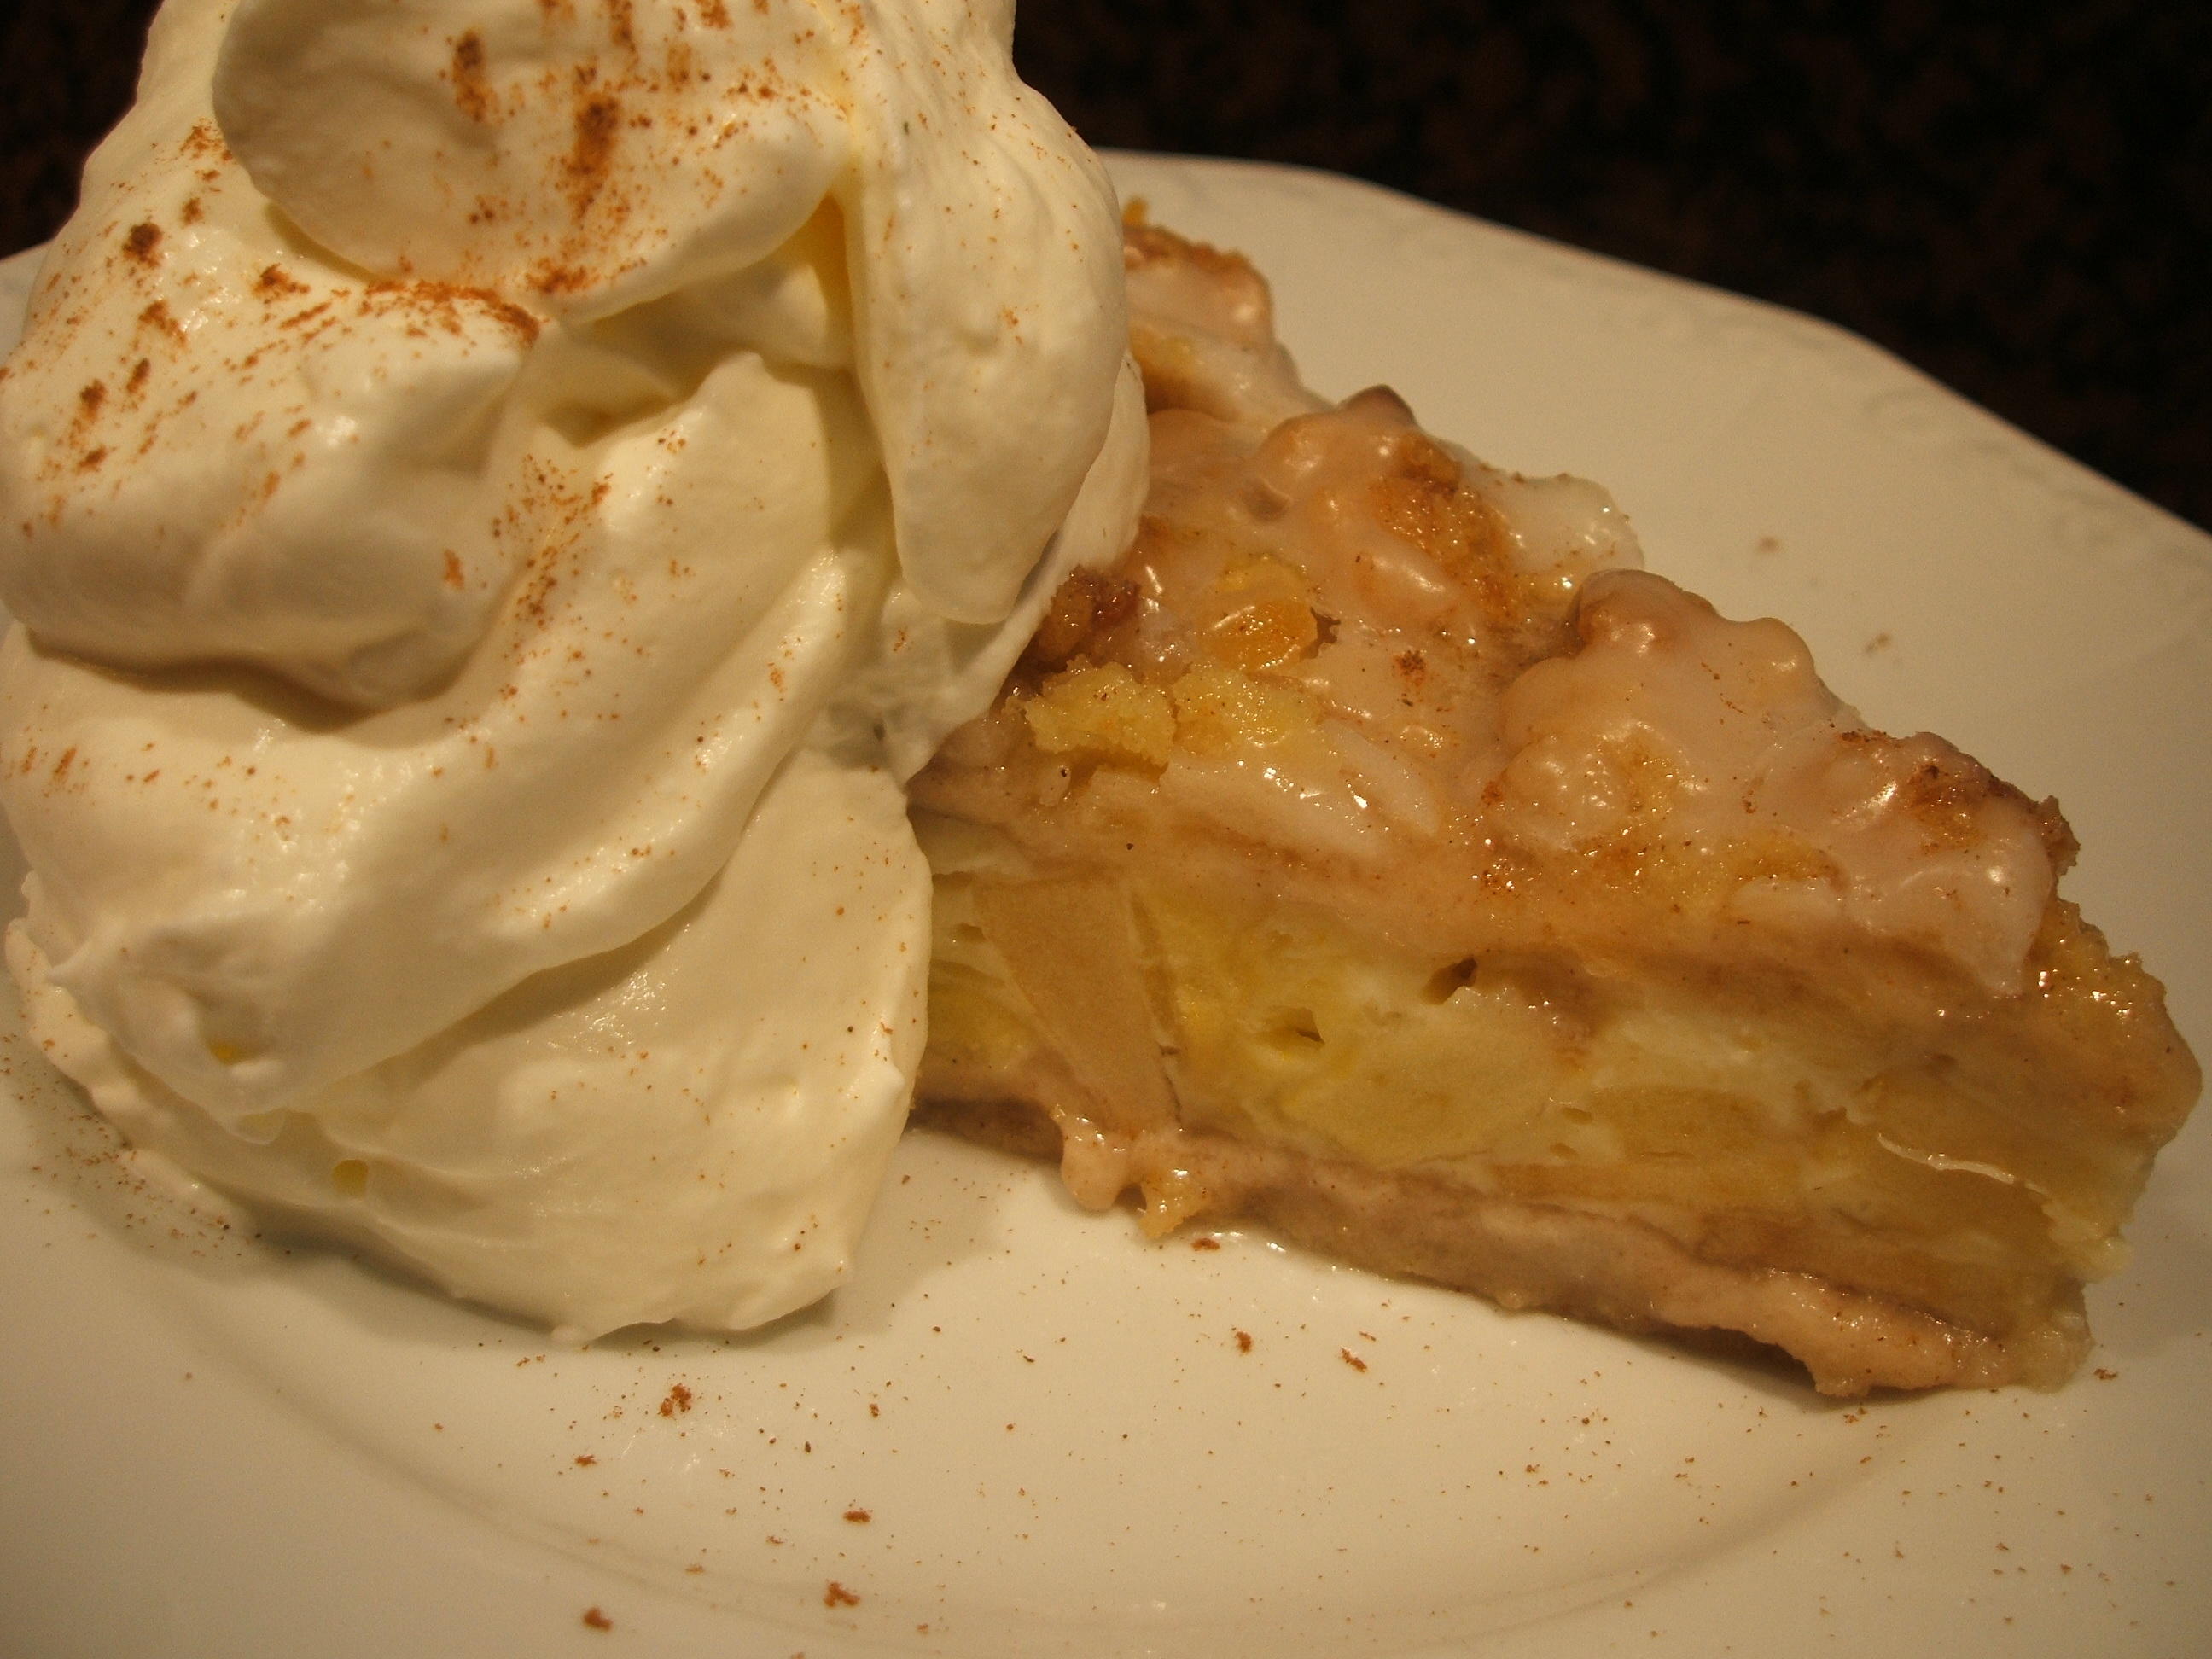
0, 0, 1145, 1336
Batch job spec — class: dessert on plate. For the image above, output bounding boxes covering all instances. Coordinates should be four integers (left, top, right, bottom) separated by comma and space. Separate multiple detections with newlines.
0, 0, 2194, 1393
910, 216, 2201, 1396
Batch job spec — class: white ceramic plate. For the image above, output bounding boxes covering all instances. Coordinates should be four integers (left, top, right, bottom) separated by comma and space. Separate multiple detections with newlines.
3, 154, 2207, 1659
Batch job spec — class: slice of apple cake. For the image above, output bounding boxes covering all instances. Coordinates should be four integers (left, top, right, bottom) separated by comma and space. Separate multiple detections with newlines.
908, 218, 2198, 1396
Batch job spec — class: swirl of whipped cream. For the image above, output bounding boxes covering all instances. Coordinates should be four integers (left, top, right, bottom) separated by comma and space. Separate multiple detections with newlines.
0, 0, 1145, 1336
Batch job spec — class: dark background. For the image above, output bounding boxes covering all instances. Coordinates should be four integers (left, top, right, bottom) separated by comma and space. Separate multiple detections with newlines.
5, 0, 2206, 530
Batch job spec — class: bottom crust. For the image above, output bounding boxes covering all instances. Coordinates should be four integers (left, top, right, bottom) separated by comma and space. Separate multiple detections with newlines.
912, 1092, 2089, 1398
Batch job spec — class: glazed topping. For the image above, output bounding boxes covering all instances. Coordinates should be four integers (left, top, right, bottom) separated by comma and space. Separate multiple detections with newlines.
928, 224, 2058, 997
1491, 568, 2057, 993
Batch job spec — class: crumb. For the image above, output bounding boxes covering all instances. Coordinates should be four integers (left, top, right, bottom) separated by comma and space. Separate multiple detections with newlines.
1340, 1348, 1367, 1372
659, 1382, 693, 1417
581, 1606, 612, 1631
1190, 1236, 1220, 1250
574, 1453, 597, 1466
842, 1508, 871, 1523
1233, 1330, 1253, 1353
824, 1580, 861, 1608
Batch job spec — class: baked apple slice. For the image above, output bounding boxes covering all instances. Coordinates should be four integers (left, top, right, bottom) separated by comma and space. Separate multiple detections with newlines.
908, 218, 2198, 1397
